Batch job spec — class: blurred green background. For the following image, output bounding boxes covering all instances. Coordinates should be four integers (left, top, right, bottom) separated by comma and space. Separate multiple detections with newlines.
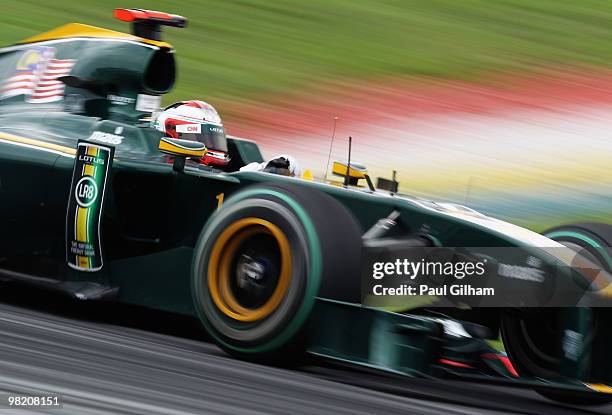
4, 0, 612, 104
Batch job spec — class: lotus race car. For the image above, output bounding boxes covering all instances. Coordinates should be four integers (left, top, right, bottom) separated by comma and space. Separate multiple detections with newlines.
1, 8, 612, 406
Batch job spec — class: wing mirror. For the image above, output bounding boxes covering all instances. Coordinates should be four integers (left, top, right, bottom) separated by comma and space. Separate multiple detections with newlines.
332, 161, 375, 191
159, 137, 207, 172
376, 170, 399, 194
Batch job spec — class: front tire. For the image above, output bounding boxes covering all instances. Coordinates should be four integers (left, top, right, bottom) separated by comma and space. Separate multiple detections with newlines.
501, 223, 612, 405
191, 183, 362, 362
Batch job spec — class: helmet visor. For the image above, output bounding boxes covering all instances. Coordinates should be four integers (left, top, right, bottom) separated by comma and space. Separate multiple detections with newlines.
177, 122, 227, 152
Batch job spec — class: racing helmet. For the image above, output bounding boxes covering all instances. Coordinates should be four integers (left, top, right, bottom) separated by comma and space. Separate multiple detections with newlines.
153, 100, 229, 166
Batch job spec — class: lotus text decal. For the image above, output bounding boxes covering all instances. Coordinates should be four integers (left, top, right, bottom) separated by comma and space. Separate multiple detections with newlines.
66, 140, 114, 271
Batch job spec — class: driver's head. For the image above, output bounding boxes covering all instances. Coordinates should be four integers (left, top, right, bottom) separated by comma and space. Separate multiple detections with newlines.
153, 100, 229, 166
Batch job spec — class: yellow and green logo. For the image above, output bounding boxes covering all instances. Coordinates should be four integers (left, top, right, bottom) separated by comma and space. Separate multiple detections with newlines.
66, 141, 114, 272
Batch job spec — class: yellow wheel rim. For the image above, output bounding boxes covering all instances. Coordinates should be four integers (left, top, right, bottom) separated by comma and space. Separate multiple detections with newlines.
207, 218, 292, 322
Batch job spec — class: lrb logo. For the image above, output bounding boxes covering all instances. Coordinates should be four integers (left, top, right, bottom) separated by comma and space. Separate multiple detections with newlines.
75, 177, 98, 208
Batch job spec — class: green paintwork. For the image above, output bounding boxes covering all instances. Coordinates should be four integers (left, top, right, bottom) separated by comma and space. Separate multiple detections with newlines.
308, 299, 441, 377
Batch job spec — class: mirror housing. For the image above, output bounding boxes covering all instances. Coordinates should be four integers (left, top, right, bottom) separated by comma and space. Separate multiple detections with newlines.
332, 161, 367, 183
376, 169, 399, 194
159, 137, 207, 172
332, 161, 375, 191
332, 161, 367, 179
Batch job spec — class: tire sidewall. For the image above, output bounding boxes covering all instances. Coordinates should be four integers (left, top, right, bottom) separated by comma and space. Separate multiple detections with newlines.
192, 187, 323, 355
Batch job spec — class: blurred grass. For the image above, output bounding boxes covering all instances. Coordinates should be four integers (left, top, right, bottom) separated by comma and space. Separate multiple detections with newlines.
3, 0, 612, 104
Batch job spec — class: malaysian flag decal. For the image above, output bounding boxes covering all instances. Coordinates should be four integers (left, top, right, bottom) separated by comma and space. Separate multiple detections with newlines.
1, 46, 75, 103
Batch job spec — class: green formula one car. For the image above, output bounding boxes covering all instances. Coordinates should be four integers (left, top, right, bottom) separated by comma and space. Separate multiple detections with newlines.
1, 8, 611, 405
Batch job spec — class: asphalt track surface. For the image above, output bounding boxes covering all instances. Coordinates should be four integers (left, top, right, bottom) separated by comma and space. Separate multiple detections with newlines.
0, 285, 611, 415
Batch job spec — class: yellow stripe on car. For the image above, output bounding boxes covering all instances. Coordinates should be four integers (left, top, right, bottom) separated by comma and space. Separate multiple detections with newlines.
83, 164, 95, 177
0, 132, 76, 156
78, 255, 89, 269
18, 23, 172, 49
586, 383, 612, 394
76, 206, 89, 243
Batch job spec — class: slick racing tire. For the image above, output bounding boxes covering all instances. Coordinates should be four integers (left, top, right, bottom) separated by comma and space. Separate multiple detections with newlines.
192, 183, 362, 362
501, 223, 612, 405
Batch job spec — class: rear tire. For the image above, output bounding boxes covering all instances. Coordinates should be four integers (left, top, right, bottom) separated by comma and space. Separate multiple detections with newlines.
191, 183, 362, 362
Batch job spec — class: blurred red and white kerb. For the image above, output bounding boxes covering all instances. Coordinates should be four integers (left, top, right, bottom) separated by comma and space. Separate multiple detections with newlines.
226, 70, 612, 227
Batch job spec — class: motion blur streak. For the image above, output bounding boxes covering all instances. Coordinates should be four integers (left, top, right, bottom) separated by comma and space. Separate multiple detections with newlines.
229, 70, 612, 231
0, 293, 609, 415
